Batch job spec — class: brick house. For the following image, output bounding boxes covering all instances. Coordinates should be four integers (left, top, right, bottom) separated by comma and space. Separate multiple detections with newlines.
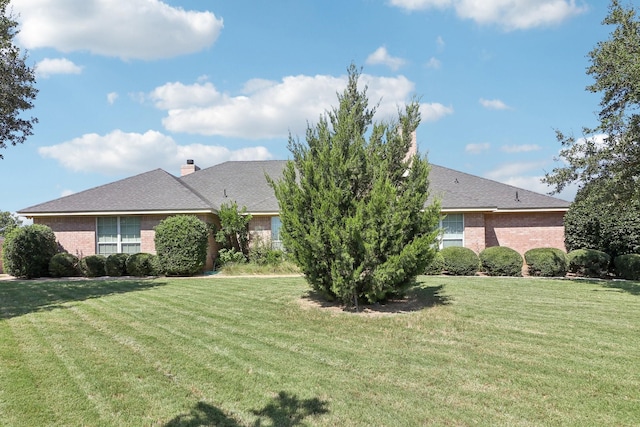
18, 158, 569, 271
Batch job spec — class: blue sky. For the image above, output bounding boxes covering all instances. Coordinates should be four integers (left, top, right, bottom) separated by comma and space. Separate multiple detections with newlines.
3, 0, 613, 214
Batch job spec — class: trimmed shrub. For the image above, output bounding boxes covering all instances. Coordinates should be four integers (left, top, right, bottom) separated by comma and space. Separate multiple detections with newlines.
524, 248, 568, 277
2, 224, 58, 279
567, 249, 611, 278
154, 215, 210, 276
126, 253, 159, 277
479, 246, 523, 277
105, 253, 129, 276
80, 255, 106, 277
440, 246, 479, 276
49, 253, 80, 277
424, 251, 445, 275
614, 254, 640, 280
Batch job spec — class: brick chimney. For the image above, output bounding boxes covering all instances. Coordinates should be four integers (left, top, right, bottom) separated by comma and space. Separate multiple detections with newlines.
180, 159, 200, 176
403, 130, 418, 163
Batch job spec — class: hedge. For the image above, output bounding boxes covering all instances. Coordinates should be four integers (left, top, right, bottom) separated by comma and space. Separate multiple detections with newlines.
567, 249, 611, 278
424, 251, 445, 275
479, 246, 523, 277
1, 224, 58, 279
614, 254, 640, 280
106, 253, 129, 276
49, 253, 80, 278
80, 255, 107, 277
440, 246, 479, 276
154, 215, 210, 276
524, 248, 568, 277
126, 253, 160, 277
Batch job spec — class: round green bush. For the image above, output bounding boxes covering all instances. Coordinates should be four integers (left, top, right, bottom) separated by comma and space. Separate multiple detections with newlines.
2, 224, 58, 279
440, 246, 479, 276
80, 255, 106, 277
614, 254, 640, 280
424, 251, 445, 275
524, 248, 568, 277
154, 215, 210, 276
479, 246, 523, 277
105, 253, 129, 276
567, 249, 611, 278
49, 252, 80, 277
126, 252, 160, 277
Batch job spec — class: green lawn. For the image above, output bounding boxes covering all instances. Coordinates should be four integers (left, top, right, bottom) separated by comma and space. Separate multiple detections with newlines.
1, 275, 639, 426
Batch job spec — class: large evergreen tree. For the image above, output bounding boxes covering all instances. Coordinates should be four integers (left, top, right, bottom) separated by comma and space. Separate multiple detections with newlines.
270, 65, 440, 306
543, 0, 640, 199
0, 0, 38, 159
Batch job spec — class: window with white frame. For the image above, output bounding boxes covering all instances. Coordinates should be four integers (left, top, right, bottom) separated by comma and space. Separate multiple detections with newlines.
97, 216, 141, 255
440, 213, 464, 248
271, 216, 283, 250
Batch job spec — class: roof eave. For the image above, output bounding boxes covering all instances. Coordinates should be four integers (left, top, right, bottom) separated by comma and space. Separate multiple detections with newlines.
18, 209, 215, 218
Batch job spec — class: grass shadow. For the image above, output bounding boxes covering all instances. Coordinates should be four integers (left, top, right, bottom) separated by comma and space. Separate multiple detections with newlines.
164, 401, 241, 427
0, 277, 167, 319
251, 391, 329, 426
599, 280, 640, 296
301, 284, 451, 314
564, 277, 640, 296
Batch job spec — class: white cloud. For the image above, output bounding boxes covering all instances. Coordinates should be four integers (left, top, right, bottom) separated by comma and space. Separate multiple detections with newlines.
38, 130, 273, 175
389, 0, 587, 30
436, 36, 445, 51
149, 81, 222, 109
485, 161, 548, 180
479, 98, 511, 110
425, 57, 442, 69
465, 143, 490, 154
14, 0, 223, 60
107, 92, 119, 105
153, 73, 452, 138
35, 58, 82, 78
61, 189, 75, 197
365, 46, 407, 71
419, 103, 454, 122
483, 160, 576, 200
501, 144, 541, 153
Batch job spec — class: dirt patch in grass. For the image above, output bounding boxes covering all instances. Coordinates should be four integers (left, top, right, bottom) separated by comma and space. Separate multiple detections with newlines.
298, 285, 451, 316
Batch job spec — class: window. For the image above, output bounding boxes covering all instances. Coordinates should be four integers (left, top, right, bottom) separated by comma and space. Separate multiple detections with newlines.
97, 217, 141, 255
271, 216, 283, 250
441, 213, 464, 248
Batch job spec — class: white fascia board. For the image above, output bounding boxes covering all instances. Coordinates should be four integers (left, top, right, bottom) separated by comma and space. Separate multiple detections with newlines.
20, 209, 215, 218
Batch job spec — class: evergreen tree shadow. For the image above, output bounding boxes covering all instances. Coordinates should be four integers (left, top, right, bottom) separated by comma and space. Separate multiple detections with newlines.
0, 278, 166, 319
251, 391, 329, 427
164, 401, 242, 427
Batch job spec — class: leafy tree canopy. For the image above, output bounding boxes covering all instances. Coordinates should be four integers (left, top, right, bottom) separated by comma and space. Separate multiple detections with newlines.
544, 0, 640, 200
0, 210, 21, 237
270, 64, 440, 306
0, 0, 38, 159
214, 201, 252, 256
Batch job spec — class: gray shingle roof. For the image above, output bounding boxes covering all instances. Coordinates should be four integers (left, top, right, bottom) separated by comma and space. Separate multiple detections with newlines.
428, 164, 570, 210
180, 160, 285, 212
18, 160, 569, 215
19, 169, 212, 214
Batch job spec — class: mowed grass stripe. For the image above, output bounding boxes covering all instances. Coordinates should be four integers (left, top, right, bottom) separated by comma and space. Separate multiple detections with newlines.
72, 277, 640, 425
26, 303, 200, 426
2, 276, 639, 426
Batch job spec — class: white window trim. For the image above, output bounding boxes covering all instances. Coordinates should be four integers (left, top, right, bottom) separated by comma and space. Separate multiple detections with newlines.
96, 216, 141, 255
439, 213, 464, 249
271, 216, 283, 250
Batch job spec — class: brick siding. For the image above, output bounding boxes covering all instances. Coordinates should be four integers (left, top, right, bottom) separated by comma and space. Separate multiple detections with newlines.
248, 216, 273, 246
483, 212, 566, 255
35, 213, 218, 271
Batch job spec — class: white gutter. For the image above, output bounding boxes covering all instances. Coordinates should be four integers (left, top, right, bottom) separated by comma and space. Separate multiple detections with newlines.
19, 209, 216, 218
